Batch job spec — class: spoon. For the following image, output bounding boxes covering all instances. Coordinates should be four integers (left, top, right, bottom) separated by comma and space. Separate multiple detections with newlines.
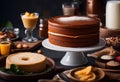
58, 72, 73, 82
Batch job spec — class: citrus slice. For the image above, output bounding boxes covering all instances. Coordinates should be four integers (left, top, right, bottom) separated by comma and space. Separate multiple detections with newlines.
87, 72, 96, 81
79, 72, 96, 81
75, 66, 93, 75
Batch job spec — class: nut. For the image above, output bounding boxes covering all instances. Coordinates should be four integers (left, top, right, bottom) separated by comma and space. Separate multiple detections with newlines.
37, 50, 42, 54
22, 44, 29, 48
16, 44, 22, 49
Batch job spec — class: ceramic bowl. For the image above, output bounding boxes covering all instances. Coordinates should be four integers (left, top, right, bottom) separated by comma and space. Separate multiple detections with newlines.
69, 66, 105, 82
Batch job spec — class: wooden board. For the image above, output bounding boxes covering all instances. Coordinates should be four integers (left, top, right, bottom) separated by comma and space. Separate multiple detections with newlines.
95, 60, 120, 80
12, 40, 42, 52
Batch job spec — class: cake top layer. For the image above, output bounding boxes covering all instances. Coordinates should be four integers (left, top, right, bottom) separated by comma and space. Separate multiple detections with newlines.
48, 16, 100, 27
57, 16, 92, 22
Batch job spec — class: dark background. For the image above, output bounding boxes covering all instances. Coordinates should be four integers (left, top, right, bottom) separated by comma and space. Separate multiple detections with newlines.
0, 0, 86, 38
0, 0, 109, 26
0, 0, 112, 37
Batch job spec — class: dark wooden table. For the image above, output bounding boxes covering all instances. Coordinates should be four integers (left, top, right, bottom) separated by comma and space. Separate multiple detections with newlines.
0, 29, 120, 82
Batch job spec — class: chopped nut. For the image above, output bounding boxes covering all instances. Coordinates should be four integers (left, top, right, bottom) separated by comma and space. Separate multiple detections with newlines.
105, 37, 120, 51
37, 50, 42, 54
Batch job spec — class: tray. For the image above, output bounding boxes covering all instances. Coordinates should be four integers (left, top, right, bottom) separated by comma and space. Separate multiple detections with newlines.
12, 40, 42, 52
0, 55, 55, 81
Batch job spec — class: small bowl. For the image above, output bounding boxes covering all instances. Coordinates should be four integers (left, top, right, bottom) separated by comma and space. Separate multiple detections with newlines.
69, 66, 105, 82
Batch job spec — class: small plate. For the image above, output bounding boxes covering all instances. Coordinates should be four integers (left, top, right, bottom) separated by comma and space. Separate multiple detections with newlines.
0, 56, 55, 81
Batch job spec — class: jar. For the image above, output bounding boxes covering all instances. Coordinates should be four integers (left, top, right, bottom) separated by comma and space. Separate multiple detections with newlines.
86, 0, 106, 26
39, 19, 48, 39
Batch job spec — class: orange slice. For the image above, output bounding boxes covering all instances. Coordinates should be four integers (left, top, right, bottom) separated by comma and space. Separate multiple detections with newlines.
75, 66, 93, 75
79, 72, 96, 81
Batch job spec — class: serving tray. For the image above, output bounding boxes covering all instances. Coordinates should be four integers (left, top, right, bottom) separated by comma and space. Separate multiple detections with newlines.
12, 40, 42, 52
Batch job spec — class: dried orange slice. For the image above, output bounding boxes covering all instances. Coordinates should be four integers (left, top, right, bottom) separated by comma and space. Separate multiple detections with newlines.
75, 66, 93, 75
79, 72, 96, 81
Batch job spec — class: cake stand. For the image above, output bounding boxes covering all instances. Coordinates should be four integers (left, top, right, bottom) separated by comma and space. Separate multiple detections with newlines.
42, 39, 106, 66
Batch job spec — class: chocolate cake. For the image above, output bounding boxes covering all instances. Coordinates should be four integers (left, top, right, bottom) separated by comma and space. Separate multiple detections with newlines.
48, 16, 100, 47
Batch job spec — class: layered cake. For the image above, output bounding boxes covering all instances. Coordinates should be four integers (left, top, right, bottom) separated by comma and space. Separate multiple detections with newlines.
48, 16, 100, 47
6, 52, 46, 72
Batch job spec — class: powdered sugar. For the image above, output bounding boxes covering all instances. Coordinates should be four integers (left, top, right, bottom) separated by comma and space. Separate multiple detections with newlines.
57, 16, 92, 22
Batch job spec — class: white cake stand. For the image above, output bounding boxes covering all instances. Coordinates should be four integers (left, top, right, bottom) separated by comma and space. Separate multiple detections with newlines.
42, 39, 106, 66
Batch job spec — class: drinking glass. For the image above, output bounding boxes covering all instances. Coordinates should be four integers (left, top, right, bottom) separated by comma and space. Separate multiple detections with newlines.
62, 2, 79, 16
0, 41, 11, 55
21, 12, 39, 42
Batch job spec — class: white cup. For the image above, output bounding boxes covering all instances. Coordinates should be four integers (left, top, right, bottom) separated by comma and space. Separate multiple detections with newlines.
106, 1, 120, 30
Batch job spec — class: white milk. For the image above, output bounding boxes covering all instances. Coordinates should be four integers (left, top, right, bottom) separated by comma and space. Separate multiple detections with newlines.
106, 1, 120, 30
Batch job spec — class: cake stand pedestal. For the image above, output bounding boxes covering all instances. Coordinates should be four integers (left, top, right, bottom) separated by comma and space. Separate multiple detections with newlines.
42, 39, 105, 66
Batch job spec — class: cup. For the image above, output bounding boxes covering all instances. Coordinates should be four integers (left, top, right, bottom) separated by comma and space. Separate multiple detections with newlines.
0, 41, 11, 55
21, 12, 39, 42
62, 2, 79, 16
106, 1, 120, 30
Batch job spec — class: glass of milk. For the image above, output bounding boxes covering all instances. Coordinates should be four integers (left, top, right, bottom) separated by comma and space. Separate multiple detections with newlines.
62, 2, 79, 16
